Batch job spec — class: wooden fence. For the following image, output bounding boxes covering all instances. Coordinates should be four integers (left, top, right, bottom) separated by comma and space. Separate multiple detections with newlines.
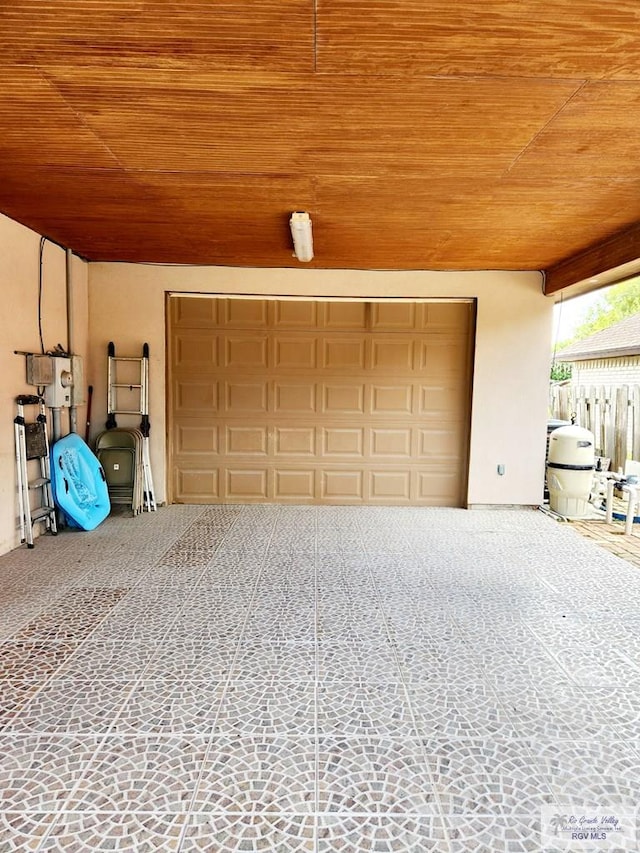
549, 383, 640, 473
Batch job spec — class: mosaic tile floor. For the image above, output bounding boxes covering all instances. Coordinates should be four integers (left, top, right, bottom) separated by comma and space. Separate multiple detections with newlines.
1, 505, 639, 851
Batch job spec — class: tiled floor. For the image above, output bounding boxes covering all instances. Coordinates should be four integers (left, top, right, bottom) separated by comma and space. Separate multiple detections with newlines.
1, 505, 639, 851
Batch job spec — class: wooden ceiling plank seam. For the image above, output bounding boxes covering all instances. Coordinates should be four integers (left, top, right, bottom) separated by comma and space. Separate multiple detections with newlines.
37, 64, 588, 87
313, 0, 318, 72
32, 69, 579, 180
12, 54, 606, 84
3, 3, 640, 270
503, 80, 587, 176
35, 67, 126, 169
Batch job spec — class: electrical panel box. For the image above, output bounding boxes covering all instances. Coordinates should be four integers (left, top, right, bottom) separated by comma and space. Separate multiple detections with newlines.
26, 354, 54, 386
44, 357, 73, 408
70, 355, 85, 406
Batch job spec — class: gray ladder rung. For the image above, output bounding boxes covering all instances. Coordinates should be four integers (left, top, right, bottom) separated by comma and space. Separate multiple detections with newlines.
15, 395, 58, 547
28, 477, 50, 489
106, 344, 154, 515
31, 506, 55, 522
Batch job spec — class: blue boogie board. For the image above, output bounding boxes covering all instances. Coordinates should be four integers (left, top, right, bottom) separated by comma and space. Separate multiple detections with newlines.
51, 433, 110, 531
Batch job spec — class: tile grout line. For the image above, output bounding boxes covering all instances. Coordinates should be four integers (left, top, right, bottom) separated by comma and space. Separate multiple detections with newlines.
178, 505, 282, 842
432, 537, 618, 814
314, 506, 320, 852
355, 515, 455, 853
158, 506, 249, 656
31, 507, 228, 853
162, 504, 250, 852
33, 513, 212, 841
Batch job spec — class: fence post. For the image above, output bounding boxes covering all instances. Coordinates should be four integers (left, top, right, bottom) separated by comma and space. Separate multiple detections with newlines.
559, 385, 572, 421
586, 386, 597, 451
576, 386, 587, 429
601, 386, 615, 463
614, 386, 629, 472
632, 386, 640, 461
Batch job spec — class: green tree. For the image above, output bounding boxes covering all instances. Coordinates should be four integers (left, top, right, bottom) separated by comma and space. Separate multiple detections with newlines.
550, 362, 571, 381
563, 277, 640, 345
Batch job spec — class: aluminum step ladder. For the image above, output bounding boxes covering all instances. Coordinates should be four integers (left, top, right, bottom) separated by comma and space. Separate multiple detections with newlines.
106, 342, 156, 511
14, 395, 58, 548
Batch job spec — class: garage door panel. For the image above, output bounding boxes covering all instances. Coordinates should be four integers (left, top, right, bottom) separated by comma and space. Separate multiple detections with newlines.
370, 338, 415, 371
418, 469, 463, 504
324, 302, 367, 329
174, 378, 219, 416
423, 302, 471, 332
173, 333, 218, 371
419, 427, 465, 459
321, 427, 365, 457
224, 381, 268, 414
175, 468, 219, 502
419, 338, 470, 375
322, 337, 367, 371
370, 428, 412, 458
371, 385, 413, 415
225, 468, 268, 499
274, 382, 317, 414
274, 336, 317, 369
322, 383, 366, 415
170, 298, 472, 506
418, 383, 467, 416
274, 301, 318, 328
369, 470, 412, 501
225, 426, 268, 456
223, 335, 269, 369
175, 423, 218, 455
171, 297, 219, 329
274, 469, 315, 500
275, 426, 316, 456
322, 470, 364, 500
371, 302, 416, 330
221, 299, 268, 328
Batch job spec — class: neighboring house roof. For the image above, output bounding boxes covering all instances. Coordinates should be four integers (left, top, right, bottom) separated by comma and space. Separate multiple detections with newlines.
557, 311, 640, 361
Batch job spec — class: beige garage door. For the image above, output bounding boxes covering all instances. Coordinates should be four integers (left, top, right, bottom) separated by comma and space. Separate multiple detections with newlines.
168, 298, 473, 506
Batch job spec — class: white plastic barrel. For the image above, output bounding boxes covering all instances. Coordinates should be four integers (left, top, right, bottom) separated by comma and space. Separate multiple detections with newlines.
546, 425, 595, 518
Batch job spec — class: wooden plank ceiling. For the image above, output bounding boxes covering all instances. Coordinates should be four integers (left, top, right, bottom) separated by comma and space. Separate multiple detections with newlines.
2, 1, 640, 288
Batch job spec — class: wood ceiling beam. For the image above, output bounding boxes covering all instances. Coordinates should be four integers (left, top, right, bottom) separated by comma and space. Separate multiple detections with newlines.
545, 222, 640, 294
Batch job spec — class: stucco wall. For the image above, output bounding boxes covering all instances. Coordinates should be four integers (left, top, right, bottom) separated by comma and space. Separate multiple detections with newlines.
0, 214, 88, 555
88, 265, 552, 507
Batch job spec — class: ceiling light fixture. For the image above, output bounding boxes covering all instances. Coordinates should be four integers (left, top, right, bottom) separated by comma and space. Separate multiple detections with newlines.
289, 211, 314, 262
